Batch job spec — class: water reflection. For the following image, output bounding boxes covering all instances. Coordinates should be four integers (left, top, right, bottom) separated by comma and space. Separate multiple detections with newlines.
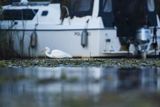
0, 67, 160, 107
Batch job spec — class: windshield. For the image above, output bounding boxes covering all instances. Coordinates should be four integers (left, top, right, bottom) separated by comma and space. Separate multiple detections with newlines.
69, 0, 94, 17
0, 9, 38, 20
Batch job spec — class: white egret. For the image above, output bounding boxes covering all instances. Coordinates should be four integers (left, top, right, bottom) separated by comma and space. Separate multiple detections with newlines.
20, 0, 28, 4
44, 47, 72, 58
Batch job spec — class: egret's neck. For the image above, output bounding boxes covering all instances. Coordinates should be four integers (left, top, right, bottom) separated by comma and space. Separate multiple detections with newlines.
45, 49, 52, 58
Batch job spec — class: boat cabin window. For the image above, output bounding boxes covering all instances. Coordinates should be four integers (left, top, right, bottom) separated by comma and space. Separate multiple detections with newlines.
1, 9, 38, 20
99, 0, 114, 27
146, 0, 157, 26
41, 10, 48, 16
103, 0, 112, 12
147, 0, 155, 12
69, 0, 94, 17
51, 0, 60, 3
99, 0, 113, 15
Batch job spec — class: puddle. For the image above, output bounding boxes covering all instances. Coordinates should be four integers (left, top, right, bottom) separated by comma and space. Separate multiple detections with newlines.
0, 67, 160, 107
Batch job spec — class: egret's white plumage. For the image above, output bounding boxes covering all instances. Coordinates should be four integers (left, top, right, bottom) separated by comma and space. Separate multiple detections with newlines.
20, 0, 28, 4
44, 47, 72, 58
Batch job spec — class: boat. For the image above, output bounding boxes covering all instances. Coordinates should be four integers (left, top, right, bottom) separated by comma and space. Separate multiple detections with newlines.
0, 0, 160, 58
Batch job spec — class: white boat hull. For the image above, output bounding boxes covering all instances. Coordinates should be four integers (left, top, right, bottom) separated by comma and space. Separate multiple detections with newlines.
1, 1, 160, 58
8, 29, 121, 57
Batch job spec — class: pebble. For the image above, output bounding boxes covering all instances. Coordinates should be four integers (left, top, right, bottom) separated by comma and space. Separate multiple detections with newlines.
1, 58, 160, 67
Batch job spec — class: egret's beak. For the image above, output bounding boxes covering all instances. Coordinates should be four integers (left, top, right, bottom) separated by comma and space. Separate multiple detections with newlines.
41, 49, 45, 53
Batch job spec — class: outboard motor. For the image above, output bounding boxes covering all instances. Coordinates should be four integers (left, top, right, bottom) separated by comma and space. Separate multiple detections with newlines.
81, 29, 88, 48
136, 28, 151, 44
136, 27, 152, 58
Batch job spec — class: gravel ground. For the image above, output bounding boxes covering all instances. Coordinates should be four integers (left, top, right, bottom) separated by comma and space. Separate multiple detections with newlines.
0, 58, 160, 67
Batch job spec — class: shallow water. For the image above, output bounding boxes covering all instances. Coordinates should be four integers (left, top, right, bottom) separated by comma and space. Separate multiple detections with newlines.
0, 67, 160, 107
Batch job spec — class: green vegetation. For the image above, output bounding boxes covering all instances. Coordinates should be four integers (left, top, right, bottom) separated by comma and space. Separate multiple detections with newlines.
67, 77, 79, 83
0, 60, 6, 67
37, 78, 57, 84
63, 97, 92, 107
37, 76, 79, 84
61, 71, 67, 80
0, 75, 26, 84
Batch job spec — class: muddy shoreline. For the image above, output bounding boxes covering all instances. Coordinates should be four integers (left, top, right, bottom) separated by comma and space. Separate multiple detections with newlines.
0, 58, 160, 67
